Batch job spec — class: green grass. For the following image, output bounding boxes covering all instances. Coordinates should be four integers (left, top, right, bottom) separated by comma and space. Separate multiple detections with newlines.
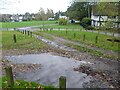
34, 23, 84, 29
2, 21, 57, 28
65, 43, 117, 59
1, 77, 56, 89
39, 30, 119, 53
2, 31, 47, 50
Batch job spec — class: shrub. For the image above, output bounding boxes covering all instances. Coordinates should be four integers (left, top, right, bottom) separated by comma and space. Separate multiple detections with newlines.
59, 18, 68, 25
80, 22, 88, 28
81, 17, 91, 25
86, 26, 95, 30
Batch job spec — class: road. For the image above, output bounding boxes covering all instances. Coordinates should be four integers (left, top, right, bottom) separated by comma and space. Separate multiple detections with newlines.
1, 24, 119, 37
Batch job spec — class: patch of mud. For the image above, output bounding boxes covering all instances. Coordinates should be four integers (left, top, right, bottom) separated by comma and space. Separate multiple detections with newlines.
2, 59, 42, 77
74, 65, 119, 88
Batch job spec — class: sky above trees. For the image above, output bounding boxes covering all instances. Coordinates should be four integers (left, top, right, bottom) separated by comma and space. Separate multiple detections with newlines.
0, 0, 72, 14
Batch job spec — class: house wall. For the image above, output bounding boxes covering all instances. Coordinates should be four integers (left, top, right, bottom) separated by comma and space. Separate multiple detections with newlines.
91, 13, 119, 28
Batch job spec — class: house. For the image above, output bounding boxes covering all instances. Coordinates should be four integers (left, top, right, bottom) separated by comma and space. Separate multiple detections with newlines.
48, 18, 55, 21
59, 16, 69, 19
91, 4, 120, 28
10, 14, 24, 22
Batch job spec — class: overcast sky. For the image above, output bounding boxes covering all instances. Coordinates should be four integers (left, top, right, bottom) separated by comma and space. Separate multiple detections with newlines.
0, 0, 72, 14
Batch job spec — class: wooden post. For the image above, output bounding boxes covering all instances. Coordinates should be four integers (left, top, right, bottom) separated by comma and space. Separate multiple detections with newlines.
113, 32, 114, 37
83, 34, 86, 41
95, 36, 98, 43
28, 31, 29, 36
74, 33, 76, 38
105, 31, 107, 35
30, 32, 32, 37
14, 28, 16, 31
23, 30, 24, 34
5, 67, 14, 87
59, 76, 66, 90
98, 30, 99, 34
25, 30, 26, 34
66, 30, 67, 35
13, 34, 16, 43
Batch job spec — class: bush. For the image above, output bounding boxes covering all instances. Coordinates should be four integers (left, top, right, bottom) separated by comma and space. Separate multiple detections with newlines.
81, 17, 91, 25
86, 26, 95, 30
59, 18, 68, 25
80, 22, 88, 28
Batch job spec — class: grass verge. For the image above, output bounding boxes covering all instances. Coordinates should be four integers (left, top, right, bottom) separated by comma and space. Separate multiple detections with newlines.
2, 21, 57, 28
2, 31, 47, 50
1, 77, 56, 89
34, 23, 84, 29
65, 43, 118, 59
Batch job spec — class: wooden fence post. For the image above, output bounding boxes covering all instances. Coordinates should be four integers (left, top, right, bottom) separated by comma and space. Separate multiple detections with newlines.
28, 31, 29, 36
98, 30, 99, 34
59, 76, 66, 90
113, 32, 114, 37
95, 36, 98, 43
23, 30, 24, 34
5, 67, 14, 87
30, 32, 32, 37
105, 31, 107, 35
66, 30, 67, 35
74, 33, 76, 38
13, 34, 16, 43
83, 34, 86, 41
25, 30, 26, 34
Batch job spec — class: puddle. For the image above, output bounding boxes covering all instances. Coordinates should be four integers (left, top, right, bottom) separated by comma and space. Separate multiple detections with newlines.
4, 53, 91, 88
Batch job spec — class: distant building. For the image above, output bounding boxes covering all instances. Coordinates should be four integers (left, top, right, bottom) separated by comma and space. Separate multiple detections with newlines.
91, 5, 120, 28
59, 16, 69, 19
48, 18, 55, 21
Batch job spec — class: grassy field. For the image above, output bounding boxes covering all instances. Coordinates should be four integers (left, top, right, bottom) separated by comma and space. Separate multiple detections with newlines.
34, 23, 84, 29
38, 30, 119, 53
2, 31, 47, 50
1, 77, 56, 89
65, 43, 116, 59
2, 21, 57, 28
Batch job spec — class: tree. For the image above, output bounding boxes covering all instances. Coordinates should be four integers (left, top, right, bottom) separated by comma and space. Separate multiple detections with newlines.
67, 1, 98, 21
36, 7, 47, 21
24, 12, 31, 21
46, 9, 54, 19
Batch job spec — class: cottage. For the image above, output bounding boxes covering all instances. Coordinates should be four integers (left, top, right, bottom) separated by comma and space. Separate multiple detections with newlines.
91, 4, 120, 28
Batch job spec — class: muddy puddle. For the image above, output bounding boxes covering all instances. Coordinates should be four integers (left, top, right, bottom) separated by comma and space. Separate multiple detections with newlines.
4, 53, 92, 88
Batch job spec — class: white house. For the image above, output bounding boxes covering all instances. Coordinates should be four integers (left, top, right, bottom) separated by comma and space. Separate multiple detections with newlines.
91, 5, 120, 28
48, 18, 55, 21
59, 16, 69, 19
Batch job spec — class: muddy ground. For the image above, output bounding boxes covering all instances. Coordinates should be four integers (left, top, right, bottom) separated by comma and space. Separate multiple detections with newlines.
2, 47, 119, 89
2, 33, 120, 88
